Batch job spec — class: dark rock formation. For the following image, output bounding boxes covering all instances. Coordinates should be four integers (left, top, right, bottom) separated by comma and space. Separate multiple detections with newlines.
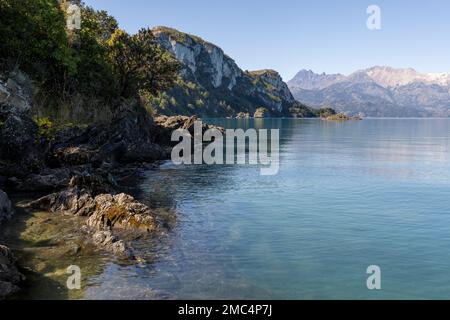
0, 190, 24, 300
0, 245, 25, 300
91, 230, 130, 257
47, 107, 170, 169
23, 174, 111, 216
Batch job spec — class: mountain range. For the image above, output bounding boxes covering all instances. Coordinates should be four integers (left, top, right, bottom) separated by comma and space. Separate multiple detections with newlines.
288, 67, 450, 117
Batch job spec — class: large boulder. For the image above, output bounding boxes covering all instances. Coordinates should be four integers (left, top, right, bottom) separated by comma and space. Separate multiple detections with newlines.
47, 107, 171, 168
0, 189, 13, 225
91, 230, 130, 257
0, 245, 25, 300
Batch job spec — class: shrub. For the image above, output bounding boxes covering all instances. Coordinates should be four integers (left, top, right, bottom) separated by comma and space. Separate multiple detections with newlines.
34, 117, 56, 140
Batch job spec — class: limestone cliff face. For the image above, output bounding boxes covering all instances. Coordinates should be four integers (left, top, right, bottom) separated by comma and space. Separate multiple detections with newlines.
151, 27, 301, 117
153, 27, 242, 91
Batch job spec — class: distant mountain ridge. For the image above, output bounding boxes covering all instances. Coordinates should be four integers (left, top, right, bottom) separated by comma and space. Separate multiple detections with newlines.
150, 27, 315, 118
288, 66, 450, 117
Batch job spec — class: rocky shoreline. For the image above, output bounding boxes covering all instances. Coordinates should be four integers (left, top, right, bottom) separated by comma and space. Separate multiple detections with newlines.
0, 79, 223, 299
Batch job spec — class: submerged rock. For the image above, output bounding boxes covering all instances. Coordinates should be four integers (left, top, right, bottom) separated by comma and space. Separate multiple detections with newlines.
91, 230, 130, 257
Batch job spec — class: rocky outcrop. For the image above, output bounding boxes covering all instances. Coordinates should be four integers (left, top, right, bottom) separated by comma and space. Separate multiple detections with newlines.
2, 102, 199, 192
0, 68, 227, 289
24, 173, 158, 257
0, 245, 25, 300
0, 104, 45, 177
87, 194, 157, 233
47, 107, 170, 169
254, 108, 269, 119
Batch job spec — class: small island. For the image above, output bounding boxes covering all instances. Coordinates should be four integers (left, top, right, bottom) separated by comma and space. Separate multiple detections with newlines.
322, 113, 363, 121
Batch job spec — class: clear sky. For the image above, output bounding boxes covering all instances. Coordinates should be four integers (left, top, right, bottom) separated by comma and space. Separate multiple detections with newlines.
83, 0, 450, 81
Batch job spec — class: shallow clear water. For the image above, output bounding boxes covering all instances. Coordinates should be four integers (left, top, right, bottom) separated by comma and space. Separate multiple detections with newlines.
85, 118, 450, 300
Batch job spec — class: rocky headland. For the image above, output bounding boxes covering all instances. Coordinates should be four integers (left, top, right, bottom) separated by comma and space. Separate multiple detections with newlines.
0, 71, 224, 299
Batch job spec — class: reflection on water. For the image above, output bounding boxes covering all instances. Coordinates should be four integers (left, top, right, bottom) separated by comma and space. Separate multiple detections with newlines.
10, 118, 450, 299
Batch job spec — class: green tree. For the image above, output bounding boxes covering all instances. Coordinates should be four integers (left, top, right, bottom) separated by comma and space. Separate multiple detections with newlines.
0, 0, 76, 83
107, 28, 180, 98
67, 4, 119, 98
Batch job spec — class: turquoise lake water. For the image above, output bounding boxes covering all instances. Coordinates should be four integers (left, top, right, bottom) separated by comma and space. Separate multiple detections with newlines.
85, 118, 450, 299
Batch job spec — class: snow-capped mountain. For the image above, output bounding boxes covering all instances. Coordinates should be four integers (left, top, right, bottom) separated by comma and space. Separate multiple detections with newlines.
288, 66, 450, 117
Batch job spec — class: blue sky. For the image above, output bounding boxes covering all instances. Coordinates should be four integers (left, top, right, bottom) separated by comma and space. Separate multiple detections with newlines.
83, 0, 450, 81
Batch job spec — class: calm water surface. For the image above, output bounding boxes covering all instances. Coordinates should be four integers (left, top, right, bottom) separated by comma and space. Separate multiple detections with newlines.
85, 118, 450, 299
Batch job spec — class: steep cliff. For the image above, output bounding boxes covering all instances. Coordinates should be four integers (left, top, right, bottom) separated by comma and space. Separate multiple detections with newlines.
150, 27, 306, 117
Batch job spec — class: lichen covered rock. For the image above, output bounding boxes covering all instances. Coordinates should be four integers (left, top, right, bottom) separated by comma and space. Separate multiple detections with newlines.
87, 194, 157, 233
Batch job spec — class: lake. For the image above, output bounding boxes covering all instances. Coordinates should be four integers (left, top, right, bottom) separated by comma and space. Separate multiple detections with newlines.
83, 118, 450, 300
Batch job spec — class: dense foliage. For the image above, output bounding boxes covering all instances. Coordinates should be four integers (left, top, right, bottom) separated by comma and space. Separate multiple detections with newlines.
0, 0, 75, 86
0, 0, 179, 115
